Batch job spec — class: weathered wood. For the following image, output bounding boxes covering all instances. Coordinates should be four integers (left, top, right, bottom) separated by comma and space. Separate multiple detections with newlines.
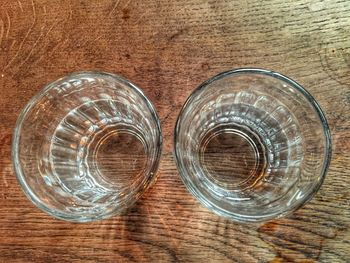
0, 0, 349, 262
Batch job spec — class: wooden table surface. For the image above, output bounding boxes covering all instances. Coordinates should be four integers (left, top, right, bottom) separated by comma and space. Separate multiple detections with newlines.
0, 0, 349, 262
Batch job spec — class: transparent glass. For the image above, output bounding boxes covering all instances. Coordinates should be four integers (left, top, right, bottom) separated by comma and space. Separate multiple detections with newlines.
12, 72, 162, 222
174, 68, 331, 222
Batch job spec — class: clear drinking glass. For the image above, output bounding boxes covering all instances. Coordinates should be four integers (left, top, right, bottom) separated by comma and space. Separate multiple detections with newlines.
12, 72, 162, 222
174, 68, 331, 222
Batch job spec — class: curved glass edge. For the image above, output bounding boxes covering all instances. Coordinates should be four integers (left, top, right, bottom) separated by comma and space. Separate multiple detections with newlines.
12, 71, 163, 222
174, 67, 332, 223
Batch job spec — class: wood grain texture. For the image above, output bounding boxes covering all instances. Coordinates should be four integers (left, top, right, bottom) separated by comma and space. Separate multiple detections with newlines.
0, 0, 349, 262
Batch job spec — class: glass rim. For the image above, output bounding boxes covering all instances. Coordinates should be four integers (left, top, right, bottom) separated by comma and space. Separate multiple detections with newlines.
12, 71, 163, 222
174, 67, 332, 222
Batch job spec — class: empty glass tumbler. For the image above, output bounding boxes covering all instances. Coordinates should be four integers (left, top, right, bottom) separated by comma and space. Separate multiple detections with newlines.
174, 68, 331, 222
12, 72, 162, 222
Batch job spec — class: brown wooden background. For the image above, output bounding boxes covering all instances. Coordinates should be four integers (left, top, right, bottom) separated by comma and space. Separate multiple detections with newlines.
0, 0, 349, 262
